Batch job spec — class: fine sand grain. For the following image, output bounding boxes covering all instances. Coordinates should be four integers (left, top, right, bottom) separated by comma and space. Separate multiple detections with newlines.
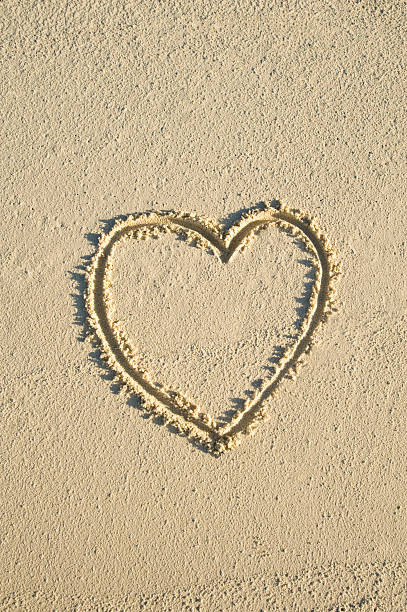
1, 0, 406, 609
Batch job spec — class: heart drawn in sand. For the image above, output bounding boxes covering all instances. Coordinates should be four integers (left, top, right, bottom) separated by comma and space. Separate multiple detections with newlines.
84, 203, 341, 454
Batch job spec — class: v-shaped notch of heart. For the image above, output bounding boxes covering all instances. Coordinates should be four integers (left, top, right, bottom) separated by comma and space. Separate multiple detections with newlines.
84, 202, 341, 455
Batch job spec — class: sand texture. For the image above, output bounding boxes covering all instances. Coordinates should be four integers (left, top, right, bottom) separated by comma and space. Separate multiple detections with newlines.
1, 0, 406, 609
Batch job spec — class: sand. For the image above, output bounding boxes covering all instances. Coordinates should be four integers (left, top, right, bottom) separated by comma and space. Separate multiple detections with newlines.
1, 0, 406, 609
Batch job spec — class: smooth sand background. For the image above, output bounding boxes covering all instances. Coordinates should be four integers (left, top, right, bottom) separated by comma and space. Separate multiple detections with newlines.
1, 1, 406, 609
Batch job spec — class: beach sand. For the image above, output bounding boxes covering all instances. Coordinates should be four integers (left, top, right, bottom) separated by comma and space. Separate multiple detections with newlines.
1, 1, 406, 608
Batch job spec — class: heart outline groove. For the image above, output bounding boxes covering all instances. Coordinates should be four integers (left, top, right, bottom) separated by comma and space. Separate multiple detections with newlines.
84, 202, 341, 454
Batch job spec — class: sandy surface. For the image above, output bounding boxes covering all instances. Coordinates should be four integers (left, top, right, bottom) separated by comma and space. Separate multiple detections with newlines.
1, 0, 406, 609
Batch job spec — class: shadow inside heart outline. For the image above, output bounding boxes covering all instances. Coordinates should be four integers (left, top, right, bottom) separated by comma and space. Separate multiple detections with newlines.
84, 202, 341, 454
